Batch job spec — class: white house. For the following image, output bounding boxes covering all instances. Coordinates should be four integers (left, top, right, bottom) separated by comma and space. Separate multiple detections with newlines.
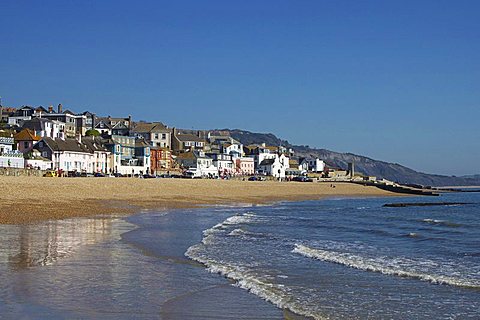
243, 144, 280, 171
300, 157, 325, 173
257, 154, 289, 179
7, 106, 35, 126
0, 136, 24, 168
94, 119, 113, 136
83, 136, 111, 173
176, 150, 218, 177
222, 142, 243, 159
33, 137, 110, 174
208, 152, 235, 176
25, 149, 53, 170
21, 118, 65, 139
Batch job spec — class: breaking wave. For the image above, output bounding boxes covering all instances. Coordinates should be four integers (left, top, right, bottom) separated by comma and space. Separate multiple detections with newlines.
293, 244, 480, 289
185, 244, 326, 320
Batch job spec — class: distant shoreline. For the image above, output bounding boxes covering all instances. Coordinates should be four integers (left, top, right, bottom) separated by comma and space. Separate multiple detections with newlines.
436, 186, 480, 189
0, 177, 401, 224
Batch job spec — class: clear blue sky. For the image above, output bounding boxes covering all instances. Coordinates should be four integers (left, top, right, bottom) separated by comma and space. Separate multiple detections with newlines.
1, 0, 479, 176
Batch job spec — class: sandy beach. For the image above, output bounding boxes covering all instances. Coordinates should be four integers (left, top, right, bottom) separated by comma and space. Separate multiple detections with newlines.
0, 176, 396, 224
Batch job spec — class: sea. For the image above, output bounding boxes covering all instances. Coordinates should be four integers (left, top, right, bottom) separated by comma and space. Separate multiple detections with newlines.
0, 192, 479, 319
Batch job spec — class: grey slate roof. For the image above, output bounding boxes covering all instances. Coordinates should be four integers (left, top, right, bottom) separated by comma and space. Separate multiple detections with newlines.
82, 136, 109, 152
176, 134, 204, 142
21, 118, 54, 131
132, 122, 169, 133
259, 158, 276, 166
42, 137, 92, 153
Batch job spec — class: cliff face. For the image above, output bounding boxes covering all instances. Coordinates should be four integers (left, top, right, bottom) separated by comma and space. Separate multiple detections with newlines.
220, 129, 480, 187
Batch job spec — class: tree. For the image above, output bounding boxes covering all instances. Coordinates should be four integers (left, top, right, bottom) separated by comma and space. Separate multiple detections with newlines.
85, 129, 100, 137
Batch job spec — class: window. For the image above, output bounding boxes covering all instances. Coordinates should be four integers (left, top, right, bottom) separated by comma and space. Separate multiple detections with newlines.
162, 133, 166, 139
24, 142, 29, 148
42, 151, 48, 158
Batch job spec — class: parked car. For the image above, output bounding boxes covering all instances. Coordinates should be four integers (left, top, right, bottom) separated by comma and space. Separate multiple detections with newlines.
248, 176, 266, 181
94, 172, 106, 177
80, 172, 94, 178
43, 170, 57, 177
143, 174, 156, 179
292, 176, 313, 182
183, 169, 202, 179
67, 171, 81, 177
113, 172, 124, 177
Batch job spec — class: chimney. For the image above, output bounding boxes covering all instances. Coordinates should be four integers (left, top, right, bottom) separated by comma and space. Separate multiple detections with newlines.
128, 115, 132, 130
48, 105, 53, 113
58, 104, 63, 113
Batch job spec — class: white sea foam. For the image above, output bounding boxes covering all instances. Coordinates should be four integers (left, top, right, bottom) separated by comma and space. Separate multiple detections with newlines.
227, 228, 272, 240
185, 245, 327, 320
228, 228, 247, 236
293, 244, 480, 289
200, 213, 258, 244
184, 211, 330, 320
222, 213, 257, 226
420, 219, 462, 227
422, 218, 444, 223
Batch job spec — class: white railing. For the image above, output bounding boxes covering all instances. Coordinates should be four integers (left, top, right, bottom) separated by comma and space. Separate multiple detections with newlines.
0, 151, 24, 158
0, 137, 14, 144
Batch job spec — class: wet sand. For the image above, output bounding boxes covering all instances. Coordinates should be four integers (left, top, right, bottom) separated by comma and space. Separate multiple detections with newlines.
0, 176, 396, 224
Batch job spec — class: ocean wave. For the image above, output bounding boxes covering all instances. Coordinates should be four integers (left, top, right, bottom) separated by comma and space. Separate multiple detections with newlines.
420, 219, 463, 227
293, 244, 480, 289
227, 228, 274, 240
185, 245, 327, 320
221, 213, 257, 226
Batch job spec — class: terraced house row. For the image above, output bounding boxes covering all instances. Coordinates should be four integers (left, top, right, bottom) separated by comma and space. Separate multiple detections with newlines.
0, 104, 325, 178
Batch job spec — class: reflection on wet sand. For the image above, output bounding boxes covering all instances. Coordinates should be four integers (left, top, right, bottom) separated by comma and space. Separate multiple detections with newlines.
0, 212, 289, 319
0, 218, 115, 270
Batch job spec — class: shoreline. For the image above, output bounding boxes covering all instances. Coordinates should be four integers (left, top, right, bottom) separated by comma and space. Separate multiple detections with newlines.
0, 176, 402, 224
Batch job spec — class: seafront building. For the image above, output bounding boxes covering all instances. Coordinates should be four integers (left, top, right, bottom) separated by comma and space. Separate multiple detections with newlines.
131, 122, 171, 149
104, 135, 150, 175
33, 136, 110, 174
150, 147, 173, 174
0, 102, 329, 178
0, 136, 24, 168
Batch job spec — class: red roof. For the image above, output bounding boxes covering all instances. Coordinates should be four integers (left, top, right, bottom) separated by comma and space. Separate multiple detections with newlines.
14, 128, 40, 141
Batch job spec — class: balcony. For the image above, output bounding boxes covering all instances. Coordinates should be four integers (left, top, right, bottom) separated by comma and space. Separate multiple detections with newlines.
0, 150, 24, 158
121, 158, 144, 166
0, 137, 14, 144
